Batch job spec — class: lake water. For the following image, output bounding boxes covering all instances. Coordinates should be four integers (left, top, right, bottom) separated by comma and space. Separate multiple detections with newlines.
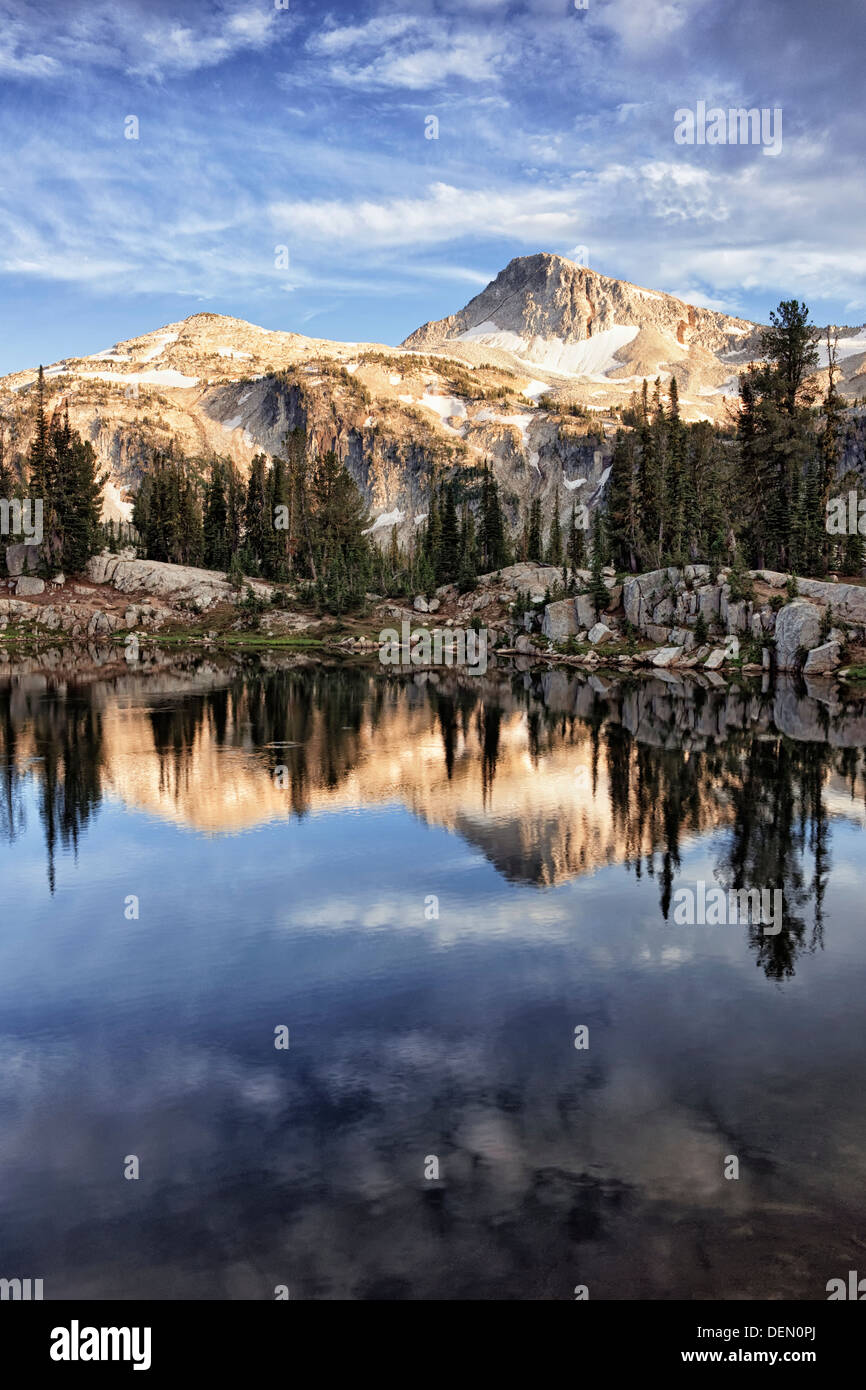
1, 653, 865, 1300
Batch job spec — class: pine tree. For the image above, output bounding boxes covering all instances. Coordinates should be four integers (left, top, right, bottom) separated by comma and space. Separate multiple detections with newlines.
226, 461, 245, 560
457, 503, 478, 592
843, 530, 865, 576
546, 487, 563, 565
27, 366, 50, 498
203, 461, 230, 570
178, 472, 204, 567
480, 464, 507, 570
606, 429, 638, 571
243, 453, 269, 573
527, 497, 543, 561
266, 453, 291, 581
760, 300, 820, 417
588, 509, 609, 617
816, 331, 845, 575
728, 543, 755, 603
664, 377, 687, 565
437, 482, 460, 582
283, 427, 311, 578
308, 449, 370, 608
0, 426, 16, 501
424, 478, 441, 576
48, 407, 105, 573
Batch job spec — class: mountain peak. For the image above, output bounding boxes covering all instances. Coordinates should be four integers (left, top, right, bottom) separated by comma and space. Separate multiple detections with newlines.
403, 251, 756, 362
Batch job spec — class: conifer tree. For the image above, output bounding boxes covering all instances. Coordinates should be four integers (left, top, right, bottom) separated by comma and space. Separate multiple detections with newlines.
527, 496, 543, 561
226, 461, 245, 560
457, 503, 478, 592
480, 464, 507, 570
664, 377, 687, 565
203, 461, 230, 570
588, 509, 609, 617
301, 448, 370, 608
243, 453, 269, 573
0, 426, 16, 501
546, 487, 563, 565
264, 454, 290, 581
438, 482, 460, 581
816, 332, 845, 574
606, 429, 638, 572
27, 367, 50, 498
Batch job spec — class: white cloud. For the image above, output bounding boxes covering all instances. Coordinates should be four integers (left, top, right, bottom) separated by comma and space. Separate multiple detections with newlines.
0, 49, 60, 78
0, 3, 282, 81
326, 32, 508, 89
270, 181, 580, 248
638, 160, 730, 223
600, 0, 706, 51
309, 15, 420, 55
0, 10, 60, 78
126, 7, 280, 78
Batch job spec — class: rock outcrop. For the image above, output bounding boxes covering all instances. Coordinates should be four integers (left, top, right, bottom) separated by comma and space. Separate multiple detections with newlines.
85, 552, 272, 611
774, 601, 823, 671
618, 567, 865, 672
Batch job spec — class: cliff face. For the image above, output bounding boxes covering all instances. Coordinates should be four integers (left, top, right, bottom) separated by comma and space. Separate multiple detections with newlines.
2, 259, 864, 545
404, 252, 758, 355
0, 307, 615, 541
403, 253, 866, 417
401, 252, 762, 404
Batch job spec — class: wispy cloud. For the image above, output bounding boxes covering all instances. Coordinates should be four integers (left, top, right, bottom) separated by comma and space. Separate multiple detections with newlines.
0, 1, 284, 81
270, 181, 580, 249
0, 0, 865, 372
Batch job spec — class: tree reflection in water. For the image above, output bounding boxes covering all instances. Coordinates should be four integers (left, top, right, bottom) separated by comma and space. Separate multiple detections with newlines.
0, 656, 863, 980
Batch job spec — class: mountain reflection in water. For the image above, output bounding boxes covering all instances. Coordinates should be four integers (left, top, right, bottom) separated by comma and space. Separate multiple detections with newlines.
0, 655, 864, 1299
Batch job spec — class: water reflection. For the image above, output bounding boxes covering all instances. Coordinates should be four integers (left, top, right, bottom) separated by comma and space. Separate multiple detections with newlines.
1, 656, 864, 982
1, 655, 865, 1299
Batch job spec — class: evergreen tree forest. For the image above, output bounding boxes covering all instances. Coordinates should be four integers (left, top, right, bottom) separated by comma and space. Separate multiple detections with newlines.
130, 436, 517, 611
5, 300, 859, 608
126, 302, 865, 616
604, 301, 862, 578
1, 366, 107, 576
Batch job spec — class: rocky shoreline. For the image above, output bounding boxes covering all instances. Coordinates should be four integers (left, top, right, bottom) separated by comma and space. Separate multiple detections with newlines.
3, 550, 866, 688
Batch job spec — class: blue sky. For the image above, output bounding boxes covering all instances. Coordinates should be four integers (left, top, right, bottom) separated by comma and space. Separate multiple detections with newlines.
1, 0, 864, 374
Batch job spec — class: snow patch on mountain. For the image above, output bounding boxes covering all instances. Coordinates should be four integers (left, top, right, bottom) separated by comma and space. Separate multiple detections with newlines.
139, 333, 180, 362
81, 368, 199, 388
365, 508, 404, 533
459, 321, 640, 378
818, 328, 866, 366
420, 394, 467, 421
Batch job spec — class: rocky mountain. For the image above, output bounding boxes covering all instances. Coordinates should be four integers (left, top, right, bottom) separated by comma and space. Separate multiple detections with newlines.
1, 253, 863, 540
404, 252, 866, 413
0, 303, 611, 539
